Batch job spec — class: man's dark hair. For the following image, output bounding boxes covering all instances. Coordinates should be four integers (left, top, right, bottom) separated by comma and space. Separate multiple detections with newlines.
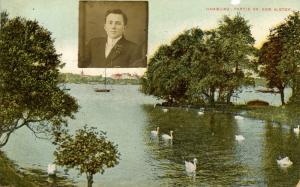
104, 9, 128, 25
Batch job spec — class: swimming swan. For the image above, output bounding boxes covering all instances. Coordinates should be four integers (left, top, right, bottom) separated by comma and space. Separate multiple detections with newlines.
277, 157, 293, 168
294, 125, 300, 134
162, 108, 169, 113
234, 115, 244, 120
151, 127, 159, 137
162, 131, 173, 141
198, 111, 204, 115
235, 135, 245, 141
47, 163, 56, 176
185, 158, 197, 173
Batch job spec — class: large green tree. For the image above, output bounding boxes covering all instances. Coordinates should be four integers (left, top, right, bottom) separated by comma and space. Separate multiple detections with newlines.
142, 15, 256, 106
275, 12, 300, 100
258, 36, 287, 105
186, 30, 228, 105
141, 28, 204, 104
258, 12, 300, 105
216, 15, 256, 103
0, 12, 78, 147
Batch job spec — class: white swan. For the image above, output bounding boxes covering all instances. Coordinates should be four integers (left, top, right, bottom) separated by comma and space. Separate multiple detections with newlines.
162, 108, 168, 113
277, 157, 293, 168
198, 111, 204, 115
294, 125, 300, 135
151, 127, 159, 137
235, 115, 244, 120
162, 131, 173, 141
235, 135, 245, 141
185, 158, 197, 173
47, 163, 56, 175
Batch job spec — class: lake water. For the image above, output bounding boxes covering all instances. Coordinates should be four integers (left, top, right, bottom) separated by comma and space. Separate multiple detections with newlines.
3, 84, 300, 186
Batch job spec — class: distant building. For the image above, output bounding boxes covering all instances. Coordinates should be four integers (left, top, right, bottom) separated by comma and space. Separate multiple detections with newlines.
111, 73, 141, 80
111, 73, 123, 80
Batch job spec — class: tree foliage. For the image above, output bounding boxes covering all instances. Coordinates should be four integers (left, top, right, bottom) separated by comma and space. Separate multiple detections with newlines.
54, 125, 120, 187
141, 28, 204, 104
258, 11, 300, 105
258, 36, 286, 105
275, 12, 300, 94
0, 12, 78, 147
141, 15, 256, 105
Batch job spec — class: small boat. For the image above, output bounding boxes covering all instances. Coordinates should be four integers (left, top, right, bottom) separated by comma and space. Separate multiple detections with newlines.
95, 88, 110, 92
95, 68, 110, 92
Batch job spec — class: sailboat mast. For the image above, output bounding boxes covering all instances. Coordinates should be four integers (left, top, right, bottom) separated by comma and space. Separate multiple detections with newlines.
104, 68, 107, 89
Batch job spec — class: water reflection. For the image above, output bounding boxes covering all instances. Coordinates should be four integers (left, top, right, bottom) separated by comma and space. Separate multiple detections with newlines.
263, 121, 300, 186
143, 106, 247, 186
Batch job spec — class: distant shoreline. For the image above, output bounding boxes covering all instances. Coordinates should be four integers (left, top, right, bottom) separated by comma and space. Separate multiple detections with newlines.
59, 73, 140, 85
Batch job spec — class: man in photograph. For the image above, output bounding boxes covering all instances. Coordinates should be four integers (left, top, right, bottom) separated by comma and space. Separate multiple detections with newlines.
83, 9, 144, 68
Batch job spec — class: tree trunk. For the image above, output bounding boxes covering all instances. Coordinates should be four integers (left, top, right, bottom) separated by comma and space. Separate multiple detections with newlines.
209, 88, 215, 106
217, 87, 225, 102
226, 90, 233, 104
87, 174, 93, 187
280, 88, 285, 105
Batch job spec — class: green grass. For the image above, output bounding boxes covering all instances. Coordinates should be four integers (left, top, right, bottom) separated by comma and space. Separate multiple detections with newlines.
152, 102, 300, 127
0, 151, 36, 187
0, 151, 75, 186
244, 105, 300, 126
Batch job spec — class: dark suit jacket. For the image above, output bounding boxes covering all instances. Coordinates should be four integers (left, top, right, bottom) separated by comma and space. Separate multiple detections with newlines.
80, 37, 146, 68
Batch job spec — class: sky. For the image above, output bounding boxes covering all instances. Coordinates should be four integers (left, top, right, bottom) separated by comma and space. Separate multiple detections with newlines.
1, 0, 299, 76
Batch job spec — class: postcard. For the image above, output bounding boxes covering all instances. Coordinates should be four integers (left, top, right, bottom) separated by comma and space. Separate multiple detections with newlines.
1, 0, 300, 187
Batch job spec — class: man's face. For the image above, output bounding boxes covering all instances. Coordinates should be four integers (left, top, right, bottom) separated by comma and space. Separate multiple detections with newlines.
104, 13, 126, 39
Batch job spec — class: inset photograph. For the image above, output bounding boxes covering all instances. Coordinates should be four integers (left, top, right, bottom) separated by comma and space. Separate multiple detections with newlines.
78, 1, 148, 68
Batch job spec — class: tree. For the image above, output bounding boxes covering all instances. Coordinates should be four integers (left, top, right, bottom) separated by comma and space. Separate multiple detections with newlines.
0, 12, 78, 147
186, 30, 228, 105
258, 36, 287, 105
141, 28, 204, 105
274, 12, 300, 99
258, 12, 300, 105
142, 15, 256, 106
216, 14, 256, 103
54, 125, 120, 187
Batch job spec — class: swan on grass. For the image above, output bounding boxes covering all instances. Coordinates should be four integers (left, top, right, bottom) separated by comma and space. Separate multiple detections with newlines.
185, 158, 197, 173
151, 127, 159, 137
47, 164, 56, 176
162, 130, 173, 141
277, 157, 293, 168
162, 108, 169, 113
235, 135, 245, 141
294, 125, 300, 135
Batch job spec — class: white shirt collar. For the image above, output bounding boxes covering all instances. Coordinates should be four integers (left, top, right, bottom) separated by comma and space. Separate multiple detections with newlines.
105, 36, 122, 58
106, 36, 122, 46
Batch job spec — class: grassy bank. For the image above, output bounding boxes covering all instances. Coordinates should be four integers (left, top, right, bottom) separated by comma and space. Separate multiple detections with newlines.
244, 105, 300, 126
0, 151, 37, 187
0, 151, 75, 186
155, 101, 300, 127
211, 104, 300, 127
